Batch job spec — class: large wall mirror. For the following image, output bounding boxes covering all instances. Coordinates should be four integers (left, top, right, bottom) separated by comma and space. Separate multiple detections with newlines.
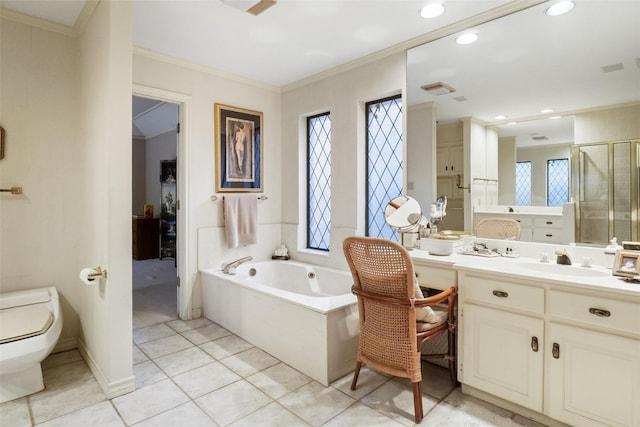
407, 0, 640, 244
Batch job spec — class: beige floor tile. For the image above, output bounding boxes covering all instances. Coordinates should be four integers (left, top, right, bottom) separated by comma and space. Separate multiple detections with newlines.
420, 398, 519, 426
246, 363, 312, 399
228, 401, 308, 427
132, 323, 176, 345
322, 402, 404, 426
133, 360, 168, 389
199, 335, 253, 360
166, 317, 213, 333
132, 401, 217, 427
154, 346, 214, 377
172, 362, 240, 399
0, 398, 31, 427
42, 349, 84, 370
195, 380, 272, 426
111, 378, 189, 425
132, 344, 149, 365
359, 379, 439, 426
219, 347, 279, 377
181, 323, 231, 345
30, 376, 107, 424
278, 382, 355, 427
36, 401, 124, 427
331, 366, 390, 400
42, 360, 95, 390
137, 334, 193, 359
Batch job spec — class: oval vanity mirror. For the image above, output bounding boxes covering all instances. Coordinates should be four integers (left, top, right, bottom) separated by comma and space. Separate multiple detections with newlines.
384, 196, 422, 231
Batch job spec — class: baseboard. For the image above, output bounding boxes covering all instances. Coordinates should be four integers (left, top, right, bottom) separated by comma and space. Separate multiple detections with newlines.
78, 339, 135, 399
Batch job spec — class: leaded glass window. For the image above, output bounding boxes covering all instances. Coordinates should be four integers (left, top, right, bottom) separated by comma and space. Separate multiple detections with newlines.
307, 112, 331, 250
366, 95, 403, 239
547, 158, 569, 206
516, 161, 532, 206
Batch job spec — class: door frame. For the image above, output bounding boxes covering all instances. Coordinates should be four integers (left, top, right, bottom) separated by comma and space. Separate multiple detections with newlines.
132, 84, 191, 320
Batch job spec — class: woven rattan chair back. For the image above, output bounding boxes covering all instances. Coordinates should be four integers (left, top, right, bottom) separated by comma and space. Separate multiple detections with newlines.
474, 217, 522, 240
343, 236, 457, 424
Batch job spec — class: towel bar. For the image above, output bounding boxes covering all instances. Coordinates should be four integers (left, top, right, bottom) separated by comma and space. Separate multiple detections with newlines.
0, 187, 22, 195
211, 195, 267, 201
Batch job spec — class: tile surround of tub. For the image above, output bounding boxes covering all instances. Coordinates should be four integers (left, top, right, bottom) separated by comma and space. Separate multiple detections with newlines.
1, 316, 551, 426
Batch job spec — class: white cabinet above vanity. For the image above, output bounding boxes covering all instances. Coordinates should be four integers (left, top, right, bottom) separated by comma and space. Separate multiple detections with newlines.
410, 245, 640, 427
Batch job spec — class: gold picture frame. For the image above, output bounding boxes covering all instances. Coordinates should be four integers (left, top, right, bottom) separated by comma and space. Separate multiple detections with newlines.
214, 103, 263, 192
1, 126, 5, 160
613, 250, 640, 278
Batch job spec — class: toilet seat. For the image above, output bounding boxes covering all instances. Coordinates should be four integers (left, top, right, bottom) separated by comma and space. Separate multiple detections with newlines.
0, 305, 53, 344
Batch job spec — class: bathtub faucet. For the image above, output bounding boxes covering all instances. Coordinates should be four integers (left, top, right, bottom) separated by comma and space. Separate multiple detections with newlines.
223, 256, 253, 275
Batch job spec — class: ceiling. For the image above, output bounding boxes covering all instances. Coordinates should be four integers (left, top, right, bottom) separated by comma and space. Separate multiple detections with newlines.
3, 0, 639, 143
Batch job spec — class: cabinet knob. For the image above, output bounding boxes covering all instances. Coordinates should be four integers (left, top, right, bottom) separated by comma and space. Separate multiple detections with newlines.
492, 290, 509, 298
531, 336, 539, 352
552, 342, 560, 359
589, 307, 611, 317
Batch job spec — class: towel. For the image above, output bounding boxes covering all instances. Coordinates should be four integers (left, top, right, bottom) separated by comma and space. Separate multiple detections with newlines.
223, 195, 257, 248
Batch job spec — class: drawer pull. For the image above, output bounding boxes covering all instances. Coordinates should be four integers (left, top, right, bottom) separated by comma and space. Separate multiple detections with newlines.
589, 307, 611, 317
492, 290, 509, 298
531, 336, 539, 352
546, 234, 553, 237
552, 342, 560, 359
546, 221, 553, 225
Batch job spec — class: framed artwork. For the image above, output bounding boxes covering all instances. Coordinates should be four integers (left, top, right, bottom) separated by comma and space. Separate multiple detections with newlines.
613, 250, 640, 278
215, 103, 263, 192
1, 126, 5, 160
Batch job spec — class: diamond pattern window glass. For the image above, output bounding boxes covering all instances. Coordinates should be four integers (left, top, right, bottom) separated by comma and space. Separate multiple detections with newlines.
366, 95, 403, 239
515, 161, 532, 206
307, 112, 331, 251
547, 158, 569, 207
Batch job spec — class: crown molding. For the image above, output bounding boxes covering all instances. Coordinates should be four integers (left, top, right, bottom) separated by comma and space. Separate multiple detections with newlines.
1, 0, 99, 37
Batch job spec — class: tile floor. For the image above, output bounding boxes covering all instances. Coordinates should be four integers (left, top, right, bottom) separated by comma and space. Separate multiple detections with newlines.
1, 316, 548, 426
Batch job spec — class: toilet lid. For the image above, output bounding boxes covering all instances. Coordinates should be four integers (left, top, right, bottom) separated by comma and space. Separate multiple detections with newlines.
0, 304, 53, 344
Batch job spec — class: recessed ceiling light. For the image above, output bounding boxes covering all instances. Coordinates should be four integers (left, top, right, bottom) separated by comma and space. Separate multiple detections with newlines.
420, 3, 445, 18
507, 122, 518, 125
456, 33, 478, 45
545, 1, 575, 16
421, 82, 456, 96
541, 108, 555, 113
549, 116, 563, 120
495, 115, 507, 120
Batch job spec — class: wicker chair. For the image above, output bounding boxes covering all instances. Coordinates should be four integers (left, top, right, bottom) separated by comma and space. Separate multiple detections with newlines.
343, 236, 457, 424
474, 218, 522, 240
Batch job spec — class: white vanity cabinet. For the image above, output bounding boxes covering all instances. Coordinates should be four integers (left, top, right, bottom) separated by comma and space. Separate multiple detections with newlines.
546, 289, 640, 427
473, 210, 565, 243
458, 272, 545, 411
458, 267, 640, 427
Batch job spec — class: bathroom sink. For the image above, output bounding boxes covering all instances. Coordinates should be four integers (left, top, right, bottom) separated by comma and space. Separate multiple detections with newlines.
519, 262, 610, 277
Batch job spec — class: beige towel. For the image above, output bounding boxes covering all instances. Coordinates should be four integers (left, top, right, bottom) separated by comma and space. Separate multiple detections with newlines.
223, 195, 257, 248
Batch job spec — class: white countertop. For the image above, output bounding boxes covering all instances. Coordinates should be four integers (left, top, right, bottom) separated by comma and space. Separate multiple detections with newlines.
410, 248, 640, 298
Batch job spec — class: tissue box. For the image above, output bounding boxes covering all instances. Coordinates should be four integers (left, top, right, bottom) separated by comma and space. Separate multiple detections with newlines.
419, 236, 462, 256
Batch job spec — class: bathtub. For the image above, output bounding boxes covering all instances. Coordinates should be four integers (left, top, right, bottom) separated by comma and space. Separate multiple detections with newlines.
200, 260, 359, 386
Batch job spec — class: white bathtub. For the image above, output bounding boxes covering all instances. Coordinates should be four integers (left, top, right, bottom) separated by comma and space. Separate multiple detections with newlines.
200, 260, 359, 386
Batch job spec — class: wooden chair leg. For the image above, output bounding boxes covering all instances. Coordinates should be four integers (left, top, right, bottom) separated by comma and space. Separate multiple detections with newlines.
448, 328, 457, 384
413, 381, 423, 423
350, 361, 362, 391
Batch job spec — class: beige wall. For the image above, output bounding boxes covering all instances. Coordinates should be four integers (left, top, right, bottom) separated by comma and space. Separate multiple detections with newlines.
0, 0, 134, 397
574, 104, 640, 144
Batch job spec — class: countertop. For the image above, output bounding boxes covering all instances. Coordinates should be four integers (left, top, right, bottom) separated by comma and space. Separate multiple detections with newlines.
409, 248, 640, 298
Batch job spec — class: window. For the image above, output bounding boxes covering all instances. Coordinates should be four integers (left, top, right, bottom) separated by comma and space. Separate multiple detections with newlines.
515, 161, 532, 206
307, 112, 331, 251
366, 95, 403, 239
547, 158, 569, 206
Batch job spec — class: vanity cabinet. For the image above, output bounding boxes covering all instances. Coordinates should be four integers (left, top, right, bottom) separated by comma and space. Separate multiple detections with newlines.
473, 211, 564, 243
458, 269, 640, 427
459, 273, 544, 411
437, 145, 463, 176
546, 289, 640, 427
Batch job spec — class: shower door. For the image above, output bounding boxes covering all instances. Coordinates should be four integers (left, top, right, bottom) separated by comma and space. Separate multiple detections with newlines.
573, 140, 639, 245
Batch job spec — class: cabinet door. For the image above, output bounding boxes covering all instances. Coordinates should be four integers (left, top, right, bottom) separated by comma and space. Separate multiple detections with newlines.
546, 323, 640, 427
449, 145, 464, 176
437, 147, 450, 175
462, 303, 544, 411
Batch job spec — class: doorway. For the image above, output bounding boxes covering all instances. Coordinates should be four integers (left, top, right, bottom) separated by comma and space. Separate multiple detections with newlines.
131, 95, 180, 329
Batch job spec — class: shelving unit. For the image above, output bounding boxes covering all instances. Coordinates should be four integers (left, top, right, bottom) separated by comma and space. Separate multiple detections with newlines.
160, 160, 177, 259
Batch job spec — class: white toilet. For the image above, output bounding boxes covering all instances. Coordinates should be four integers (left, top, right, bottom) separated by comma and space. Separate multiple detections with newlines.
0, 286, 63, 403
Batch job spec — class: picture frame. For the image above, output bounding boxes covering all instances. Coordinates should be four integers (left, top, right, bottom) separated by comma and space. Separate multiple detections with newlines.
613, 250, 640, 278
215, 103, 263, 192
1, 125, 5, 160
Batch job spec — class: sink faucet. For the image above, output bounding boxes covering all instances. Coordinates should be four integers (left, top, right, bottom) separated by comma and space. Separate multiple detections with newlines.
223, 256, 253, 274
555, 250, 572, 265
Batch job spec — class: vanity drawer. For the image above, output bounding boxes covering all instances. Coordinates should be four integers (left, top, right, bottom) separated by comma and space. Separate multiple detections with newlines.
512, 217, 533, 227
533, 217, 562, 229
549, 289, 640, 335
532, 228, 564, 243
414, 263, 457, 291
463, 275, 544, 314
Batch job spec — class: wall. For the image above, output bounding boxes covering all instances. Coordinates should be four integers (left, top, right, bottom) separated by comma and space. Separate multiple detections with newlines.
133, 51, 283, 315
280, 52, 406, 270
574, 104, 640, 144
0, 0, 134, 398
498, 136, 516, 205
132, 138, 146, 215
145, 129, 177, 217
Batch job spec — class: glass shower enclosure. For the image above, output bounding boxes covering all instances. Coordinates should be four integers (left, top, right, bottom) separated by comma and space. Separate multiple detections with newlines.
572, 140, 639, 245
